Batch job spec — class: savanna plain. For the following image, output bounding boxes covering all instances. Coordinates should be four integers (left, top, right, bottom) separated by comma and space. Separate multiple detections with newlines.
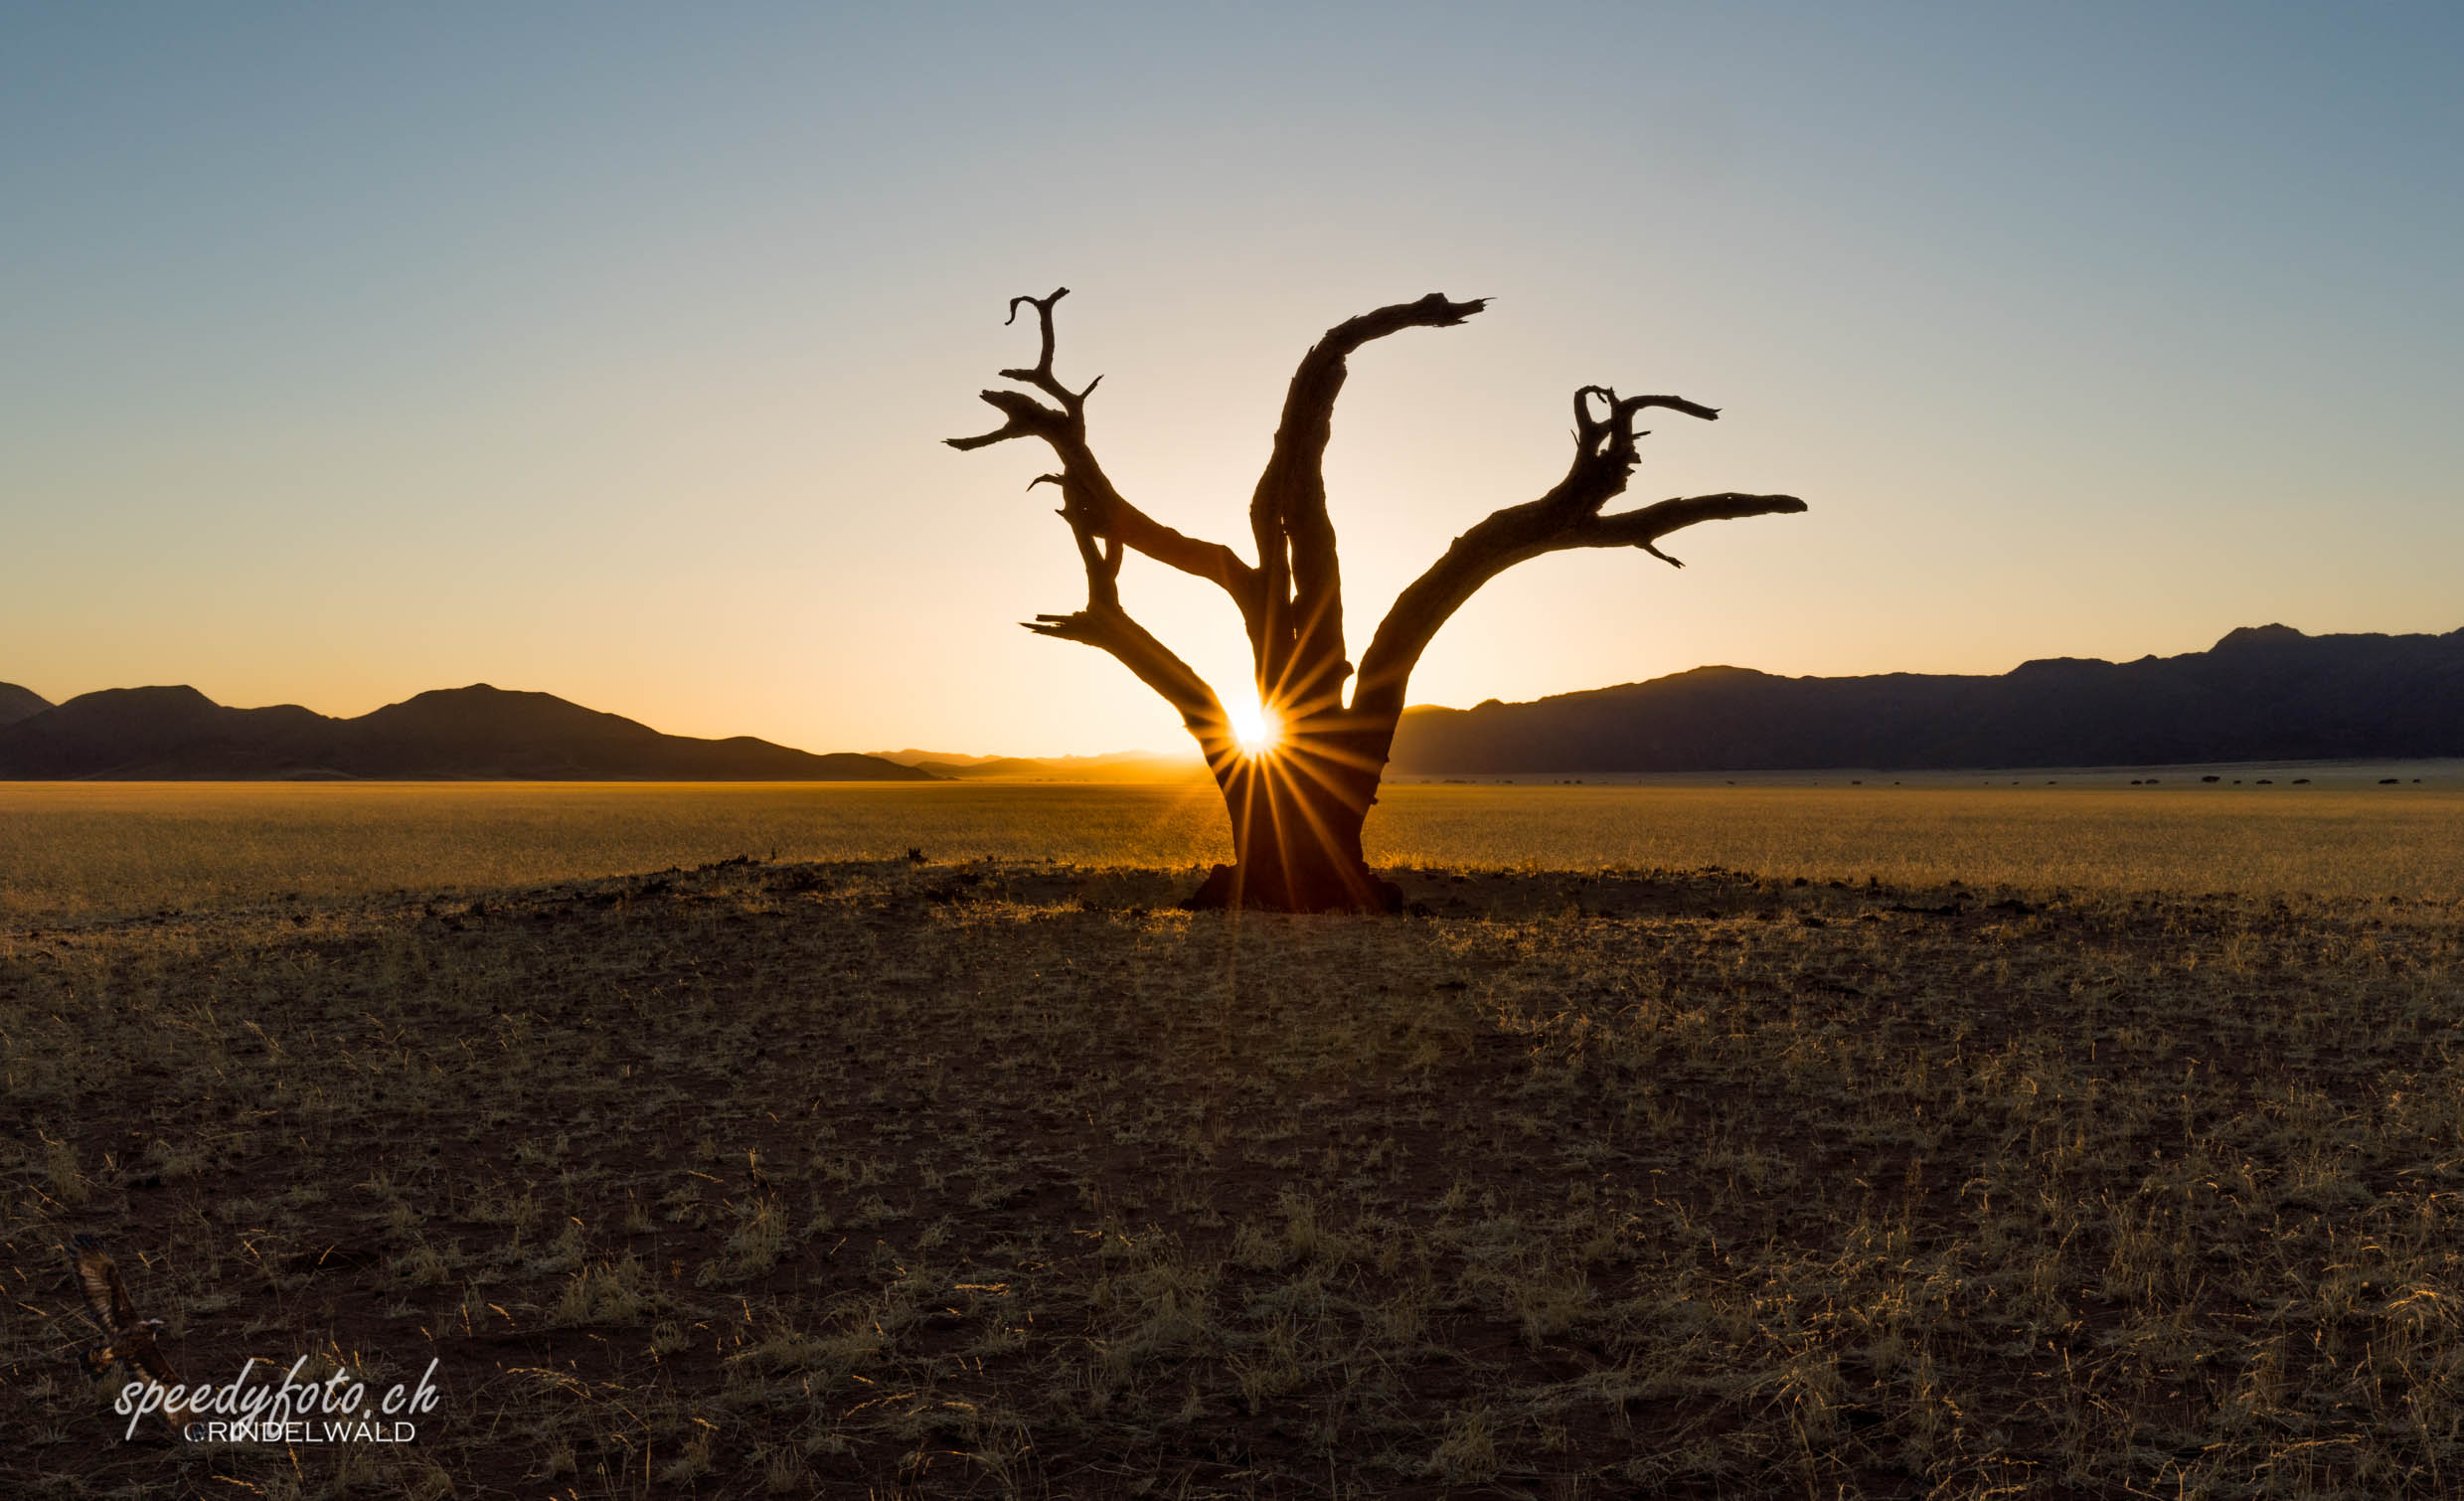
5, 780, 2463, 1499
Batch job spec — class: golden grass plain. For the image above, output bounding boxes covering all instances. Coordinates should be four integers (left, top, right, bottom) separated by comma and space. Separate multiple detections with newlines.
5, 784, 2463, 1497
3, 780, 2460, 921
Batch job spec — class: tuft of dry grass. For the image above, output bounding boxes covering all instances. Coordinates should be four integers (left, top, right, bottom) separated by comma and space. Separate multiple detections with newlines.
4, 854, 2462, 1497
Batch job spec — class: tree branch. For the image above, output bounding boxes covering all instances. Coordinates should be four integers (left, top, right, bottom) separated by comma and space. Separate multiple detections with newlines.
995, 288, 1104, 421
946, 291, 1263, 625
954, 290, 1238, 750
1352, 384, 1801, 722
1251, 294, 1489, 718
1021, 604, 1227, 739
1576, 492, 1809, 565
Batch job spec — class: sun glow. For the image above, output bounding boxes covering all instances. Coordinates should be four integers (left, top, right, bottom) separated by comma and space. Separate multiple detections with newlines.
1228, 696, 1283, 757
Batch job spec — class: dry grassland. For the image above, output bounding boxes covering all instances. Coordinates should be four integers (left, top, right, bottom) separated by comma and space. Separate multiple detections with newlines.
6, 849, 2463, 1498
3, 781, 2460, 920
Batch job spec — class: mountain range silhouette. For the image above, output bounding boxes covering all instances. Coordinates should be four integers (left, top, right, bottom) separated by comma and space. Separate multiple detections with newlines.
7, 625, 2457, 780
1386, 625, 2464, 773
0, 683, 932, 780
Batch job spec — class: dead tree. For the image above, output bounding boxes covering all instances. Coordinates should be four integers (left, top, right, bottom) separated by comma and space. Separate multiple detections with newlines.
948, 289, 1805, 912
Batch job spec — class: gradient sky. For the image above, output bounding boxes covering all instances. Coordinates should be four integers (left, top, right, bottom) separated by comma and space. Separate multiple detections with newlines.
6, 3, 2459, 756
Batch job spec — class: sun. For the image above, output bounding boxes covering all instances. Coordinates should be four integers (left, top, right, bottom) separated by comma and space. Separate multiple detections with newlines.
1228, 696, 1283, 757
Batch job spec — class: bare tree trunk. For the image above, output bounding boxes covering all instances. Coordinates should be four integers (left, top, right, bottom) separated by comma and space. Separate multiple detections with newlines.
1186, 712, 1400, 913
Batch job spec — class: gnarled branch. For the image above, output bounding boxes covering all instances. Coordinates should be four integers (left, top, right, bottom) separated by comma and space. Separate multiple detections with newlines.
1577, 492, 1809, 564
996, 288, 1102, 421
1251, 294, 1490, 718
966, 292, 1232, 748
1351, 385, 1802, 722
1021, 604, 1227, 743
946, 291, 1262, 626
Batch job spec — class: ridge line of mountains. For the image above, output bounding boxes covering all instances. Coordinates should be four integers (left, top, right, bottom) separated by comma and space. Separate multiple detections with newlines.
0, 683, 932, 781
3, 624, 2457, 780
1385, 624, 2464, 773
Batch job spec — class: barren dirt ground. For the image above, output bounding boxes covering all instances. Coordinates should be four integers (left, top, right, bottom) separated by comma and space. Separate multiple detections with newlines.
7, 858, 2463, 1498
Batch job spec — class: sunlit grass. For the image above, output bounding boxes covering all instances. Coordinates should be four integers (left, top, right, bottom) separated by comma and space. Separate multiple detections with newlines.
3, 781, 2461, 921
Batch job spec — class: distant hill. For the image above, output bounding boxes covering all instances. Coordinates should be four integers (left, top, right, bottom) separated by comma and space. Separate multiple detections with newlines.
874, 749, 1207, 781
0, 682, 52, 727
0, 684, 935, 781
1389, 625, 2464, 773
908, 756, 1062, 780
872, 749, 1011, 768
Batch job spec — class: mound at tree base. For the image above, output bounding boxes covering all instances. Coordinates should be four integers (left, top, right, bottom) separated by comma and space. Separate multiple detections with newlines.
1183, 859, 1405, 914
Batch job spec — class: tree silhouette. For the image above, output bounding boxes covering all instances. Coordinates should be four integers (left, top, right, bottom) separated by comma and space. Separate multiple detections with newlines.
949, 289, 1805, 912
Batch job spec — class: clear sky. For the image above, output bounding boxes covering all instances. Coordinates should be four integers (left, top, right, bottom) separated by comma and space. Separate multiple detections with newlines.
6, 3, 2458, 756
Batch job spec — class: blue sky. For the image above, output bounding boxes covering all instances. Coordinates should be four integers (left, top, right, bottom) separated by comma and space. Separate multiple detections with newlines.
5, 3, 2457, 754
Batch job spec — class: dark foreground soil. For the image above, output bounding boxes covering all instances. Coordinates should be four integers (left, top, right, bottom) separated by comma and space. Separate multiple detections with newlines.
5, 859, 2461, 1498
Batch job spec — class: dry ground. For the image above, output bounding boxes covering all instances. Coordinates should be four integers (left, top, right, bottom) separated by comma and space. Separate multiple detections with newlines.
5, 857, 2463, 1498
